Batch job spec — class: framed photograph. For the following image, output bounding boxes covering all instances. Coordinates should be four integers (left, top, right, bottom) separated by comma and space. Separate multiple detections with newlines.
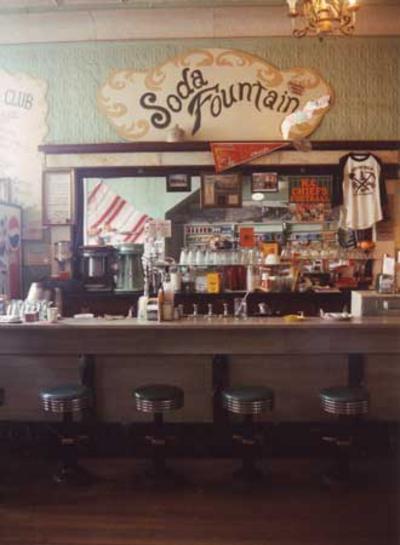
166, 174, 191, 192
201, 174, 242, 208
251, 172, 278, 193
42, 169, 75, 226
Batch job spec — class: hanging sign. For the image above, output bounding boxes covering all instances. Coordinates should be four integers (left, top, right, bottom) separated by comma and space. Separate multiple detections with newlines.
211, 142, 287, 172
98, 48, 333, 142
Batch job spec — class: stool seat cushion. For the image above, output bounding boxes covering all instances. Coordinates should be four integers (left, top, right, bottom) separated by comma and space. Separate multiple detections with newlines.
222, 386, 274, 404
133, 384, 183, 403
320, 386, 369, 404
40, 384, 89, 402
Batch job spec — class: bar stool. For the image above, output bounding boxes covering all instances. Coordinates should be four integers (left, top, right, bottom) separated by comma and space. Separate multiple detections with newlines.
222, 386, 274, 482
320, 385, 369, 485
132, 384, 184, 481
40, 384, 92, 485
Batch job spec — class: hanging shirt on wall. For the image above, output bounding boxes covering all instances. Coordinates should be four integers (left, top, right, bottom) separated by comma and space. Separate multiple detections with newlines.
332, 153, 387, 230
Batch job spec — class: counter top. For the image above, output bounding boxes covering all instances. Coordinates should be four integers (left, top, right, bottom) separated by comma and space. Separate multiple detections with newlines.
0, 316, 399, 357
1, 315, 400, 330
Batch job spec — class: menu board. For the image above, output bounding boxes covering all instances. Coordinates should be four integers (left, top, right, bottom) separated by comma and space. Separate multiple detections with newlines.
43, 170, 74, 225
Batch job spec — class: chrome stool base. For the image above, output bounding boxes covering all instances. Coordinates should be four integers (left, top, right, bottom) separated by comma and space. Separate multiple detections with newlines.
40, 384, 92, 486
132, 384, 184, 484
222, 387, 274, 484
320, 386, 369, 487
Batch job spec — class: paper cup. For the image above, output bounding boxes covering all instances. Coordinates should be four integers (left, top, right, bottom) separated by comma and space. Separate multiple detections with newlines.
47, 307, 59, 323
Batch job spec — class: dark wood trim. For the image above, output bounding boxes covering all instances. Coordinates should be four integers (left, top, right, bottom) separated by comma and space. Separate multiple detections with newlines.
73, 164, 398, 180
39, 141, 400, 155
348, 353, 365, 388
39, 142, 211, 154
212, 354, 230, 425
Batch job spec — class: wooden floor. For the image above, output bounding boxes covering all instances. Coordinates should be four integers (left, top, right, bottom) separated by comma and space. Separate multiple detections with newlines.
1, 456, 399, 545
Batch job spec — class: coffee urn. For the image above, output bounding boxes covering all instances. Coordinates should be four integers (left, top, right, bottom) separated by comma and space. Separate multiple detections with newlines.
115, 243, 144, 292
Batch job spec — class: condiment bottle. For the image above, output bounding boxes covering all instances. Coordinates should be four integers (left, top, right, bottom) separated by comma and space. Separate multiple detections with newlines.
157, 285, 165, 321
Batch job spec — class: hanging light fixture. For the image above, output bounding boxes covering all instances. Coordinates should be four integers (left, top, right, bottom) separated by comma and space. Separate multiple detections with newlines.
286, 0, 361, 38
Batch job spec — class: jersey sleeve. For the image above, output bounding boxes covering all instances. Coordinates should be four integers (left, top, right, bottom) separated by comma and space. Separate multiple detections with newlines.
373, 154, 389, 219
332, 154, 349, 207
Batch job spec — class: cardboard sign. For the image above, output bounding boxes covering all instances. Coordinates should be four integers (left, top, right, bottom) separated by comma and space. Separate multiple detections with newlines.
289, 176, 332, 203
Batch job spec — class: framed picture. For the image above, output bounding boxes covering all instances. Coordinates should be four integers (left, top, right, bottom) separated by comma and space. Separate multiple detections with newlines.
201, 174, 242, 208
42, 169, 75, 226
166, 174, 191, 192
251, 172, 278, 193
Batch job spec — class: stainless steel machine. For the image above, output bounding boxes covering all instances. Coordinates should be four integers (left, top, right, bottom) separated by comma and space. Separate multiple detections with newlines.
115, 243, 144, 292
80, 246, 116, 291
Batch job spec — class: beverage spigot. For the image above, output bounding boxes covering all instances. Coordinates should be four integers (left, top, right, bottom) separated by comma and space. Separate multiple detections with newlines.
207, 303, 213, 318
223, 302, 229, 317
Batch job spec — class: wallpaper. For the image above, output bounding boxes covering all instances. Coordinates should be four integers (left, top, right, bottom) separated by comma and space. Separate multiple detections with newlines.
0, 36, 398, 143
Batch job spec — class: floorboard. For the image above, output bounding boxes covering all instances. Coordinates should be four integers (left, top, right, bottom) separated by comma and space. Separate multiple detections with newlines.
0, 457, 398, 545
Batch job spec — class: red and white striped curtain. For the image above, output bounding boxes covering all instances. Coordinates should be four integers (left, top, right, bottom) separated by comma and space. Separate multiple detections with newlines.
86, 180, 151, 244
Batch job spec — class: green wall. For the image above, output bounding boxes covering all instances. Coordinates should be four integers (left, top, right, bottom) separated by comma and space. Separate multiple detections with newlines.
0, 37, 399, 142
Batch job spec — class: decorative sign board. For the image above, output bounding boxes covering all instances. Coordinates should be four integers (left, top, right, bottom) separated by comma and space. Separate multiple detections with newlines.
98, 48, 333, 142
0, 71, 48, 240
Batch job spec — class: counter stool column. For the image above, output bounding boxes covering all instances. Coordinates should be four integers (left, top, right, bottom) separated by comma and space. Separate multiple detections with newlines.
40, 384, 92, 485
222, 386, 274, 482
320, 386, 369, 486
132, 384, 184, 481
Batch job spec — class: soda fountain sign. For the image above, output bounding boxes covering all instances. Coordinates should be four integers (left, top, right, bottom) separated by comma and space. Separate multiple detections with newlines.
98, 48, 333, 142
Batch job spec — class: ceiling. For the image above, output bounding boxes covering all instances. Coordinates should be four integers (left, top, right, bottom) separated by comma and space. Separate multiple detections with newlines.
0, 0, 397, 13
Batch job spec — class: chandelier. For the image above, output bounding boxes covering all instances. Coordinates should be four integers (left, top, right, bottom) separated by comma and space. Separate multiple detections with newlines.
286, 0, 361, 38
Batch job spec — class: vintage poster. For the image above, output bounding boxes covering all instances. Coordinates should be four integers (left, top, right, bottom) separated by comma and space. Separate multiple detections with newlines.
0, 71, 48, 239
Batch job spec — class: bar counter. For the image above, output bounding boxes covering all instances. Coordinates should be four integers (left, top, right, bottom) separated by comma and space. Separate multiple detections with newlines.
0, 316, 400, 356
1, 316, 400, 426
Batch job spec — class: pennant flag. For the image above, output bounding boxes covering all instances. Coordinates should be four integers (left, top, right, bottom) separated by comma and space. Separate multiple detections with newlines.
210, 142, 288, 173
87, 180, 150, 244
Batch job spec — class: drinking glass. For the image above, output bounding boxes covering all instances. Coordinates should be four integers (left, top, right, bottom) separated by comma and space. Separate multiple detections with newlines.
187, 248, 195, 266
179, 248, 188, 266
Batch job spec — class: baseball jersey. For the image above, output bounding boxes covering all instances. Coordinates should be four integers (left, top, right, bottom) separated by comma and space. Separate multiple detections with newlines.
332, 153, 387, 230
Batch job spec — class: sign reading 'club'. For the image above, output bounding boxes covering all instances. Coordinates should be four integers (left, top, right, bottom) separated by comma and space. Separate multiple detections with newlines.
97, 48, 333, 142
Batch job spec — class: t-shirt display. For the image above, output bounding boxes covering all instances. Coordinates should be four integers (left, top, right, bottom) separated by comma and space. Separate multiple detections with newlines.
332, 153, 387, 230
